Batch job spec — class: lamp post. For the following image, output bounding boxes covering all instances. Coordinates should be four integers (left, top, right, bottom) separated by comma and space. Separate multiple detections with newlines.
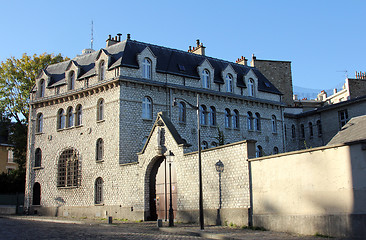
215, 160, 224, 226
173, 94, 204, 230
166, 150, 175, 227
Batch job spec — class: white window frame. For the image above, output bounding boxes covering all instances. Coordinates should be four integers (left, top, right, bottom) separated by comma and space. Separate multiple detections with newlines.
225, 108, 231, 128
142, 58, 152, 79
248, 78, 254, 96
142, 96, 152, 119
226, 74, 233, 92
202, 69, 210, 89
271, 115, 277, 133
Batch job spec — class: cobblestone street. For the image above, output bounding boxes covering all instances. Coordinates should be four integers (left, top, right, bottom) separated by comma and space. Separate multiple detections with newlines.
0, 216, 349, 240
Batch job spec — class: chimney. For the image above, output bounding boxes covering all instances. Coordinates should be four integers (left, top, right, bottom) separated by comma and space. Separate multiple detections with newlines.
250, 54, 256, 67
333, 88, 337, 94
236, 56, 247, 66
127, 33, 131, 40
293, 94, 298, 100
106, 34, 121, 47
188, 39, 205, 56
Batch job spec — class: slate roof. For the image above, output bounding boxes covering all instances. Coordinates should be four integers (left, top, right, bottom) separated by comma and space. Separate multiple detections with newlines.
327, 115, 366, 145
41, 39, 281, 95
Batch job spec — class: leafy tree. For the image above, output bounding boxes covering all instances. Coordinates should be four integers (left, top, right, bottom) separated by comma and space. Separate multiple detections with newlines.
0, 53, 69, 125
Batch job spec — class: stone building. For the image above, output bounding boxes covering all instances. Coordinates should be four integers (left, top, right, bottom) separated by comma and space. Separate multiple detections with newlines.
25, 34, 286, 219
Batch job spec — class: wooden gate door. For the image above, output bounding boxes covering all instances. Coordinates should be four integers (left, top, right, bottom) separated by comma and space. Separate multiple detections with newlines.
155, 159, 177, 220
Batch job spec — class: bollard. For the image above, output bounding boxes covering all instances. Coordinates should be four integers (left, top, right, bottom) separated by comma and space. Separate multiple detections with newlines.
157, 219, 162, 227
108, 216, 113, 224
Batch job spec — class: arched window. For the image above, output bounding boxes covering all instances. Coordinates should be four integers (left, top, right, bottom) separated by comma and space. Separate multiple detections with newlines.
199, 105, 207, 125
291, 124, 296, 139
142, 58, 152, 79
66, 107, 74, 128
35, 148, 42, 167
36, 113, 43, 133
256, 145, 263, 157
142, 96, 152, 119
68, 71, 75, 90
95, 177, 103, 204
248, 78, 254, 96
57, 148, 79, 187
233, 109, 239, 129
39, 79, 45, 98
309, 122, 313, 137
273, 147, 279, 154
97, 98, 104, 121
209, 106, 216, 126
75, 105, 82, 126
202, 69, 210, 89
33, 182, 41, 205
254, 113, 261, 131
96, 138, 104, 161
211, 142, 218, 148
178, 102, 186, 123
202, 141, 208, 150
300, 124, 305, 139
225, 108, 231, 128
317, 120, 322, 137
226, 74, 233, 92
57, 109, 65, 130
99, 61, 105, 81
247, 112, 253, 130
272, 115, 277, 133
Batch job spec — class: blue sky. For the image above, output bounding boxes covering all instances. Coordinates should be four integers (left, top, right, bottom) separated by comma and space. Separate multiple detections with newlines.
0, 0, 365, 91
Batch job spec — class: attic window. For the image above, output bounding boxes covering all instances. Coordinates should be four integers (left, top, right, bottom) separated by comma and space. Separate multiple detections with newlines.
178, 64, 186, 72
264, 81, 271, 88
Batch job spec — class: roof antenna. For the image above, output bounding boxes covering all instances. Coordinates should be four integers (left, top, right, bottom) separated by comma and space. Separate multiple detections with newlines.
91, 20, 94, 50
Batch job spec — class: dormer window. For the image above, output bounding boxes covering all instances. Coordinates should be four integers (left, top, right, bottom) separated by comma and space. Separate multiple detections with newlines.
99, 61, 105, 81
68, 71, 75, 90
226, 74, 233, 92
248, 78, 254, 96
39, 79, 45, 98
142, 58, 152, 79
202, 69, 210, 89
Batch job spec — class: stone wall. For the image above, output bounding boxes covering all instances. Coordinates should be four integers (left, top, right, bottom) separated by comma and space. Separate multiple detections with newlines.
249, 142, 366, 238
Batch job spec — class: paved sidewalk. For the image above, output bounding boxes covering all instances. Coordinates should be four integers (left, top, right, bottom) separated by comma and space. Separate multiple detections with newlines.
0, 215, 348, 240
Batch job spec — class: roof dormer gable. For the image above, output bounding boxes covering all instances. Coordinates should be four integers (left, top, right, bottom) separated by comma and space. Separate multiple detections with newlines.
137, 47, 157, 80
222, 64, 237, 93
65, 60, 81, 79
36, 69, 51, 87
95, 49, 111, 68
221, 64, 237, 80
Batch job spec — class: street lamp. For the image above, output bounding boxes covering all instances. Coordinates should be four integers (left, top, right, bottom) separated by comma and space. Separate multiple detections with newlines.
215, 160, 224, 225
173, 94, 204, 230
166, 150, 175, 227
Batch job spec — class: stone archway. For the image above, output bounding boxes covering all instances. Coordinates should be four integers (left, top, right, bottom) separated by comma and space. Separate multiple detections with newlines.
145, 155, 177, 221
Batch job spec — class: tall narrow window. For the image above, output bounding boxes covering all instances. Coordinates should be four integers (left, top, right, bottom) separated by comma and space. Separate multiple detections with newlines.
248, 78, 254, 96
66, 107, 74, 128
142, 96, 152, 119
254, 113, 261, 131
300, 124, 305, 139
225, 108, 231, 128
209, 106, 216, 126
33, 182, 41, 205
202, 69, 210, 89
39, 79, 45, 98
291, 124, 296, 139
200, 105, 207, 125
57, 109, 65, 130
338, 110, 348, 129
271, 115, 277, 133
68, 71, 75, 90
317, 120, 322, 137
35, 148, 42, 167
75, 105, 82, 126
95, 177, 103, 204
142, 58, 152, 79
247, 112, 253, 130
256, 145, 263, 157
99, 61, 105, 81
178, 102, 186, 123
309, 122, 313, 138
36, 113, 43, 133
97, 99, 104, 121
57, 148, 79, 187
96, 138, 104, 161
233, 109, 239, 129
226, 74, 233, 92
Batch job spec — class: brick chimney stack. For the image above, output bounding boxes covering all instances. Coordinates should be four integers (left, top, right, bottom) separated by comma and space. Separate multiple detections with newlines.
106, 33, 122, 47
188, 39, 206, 56
236, 56, 247, 66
